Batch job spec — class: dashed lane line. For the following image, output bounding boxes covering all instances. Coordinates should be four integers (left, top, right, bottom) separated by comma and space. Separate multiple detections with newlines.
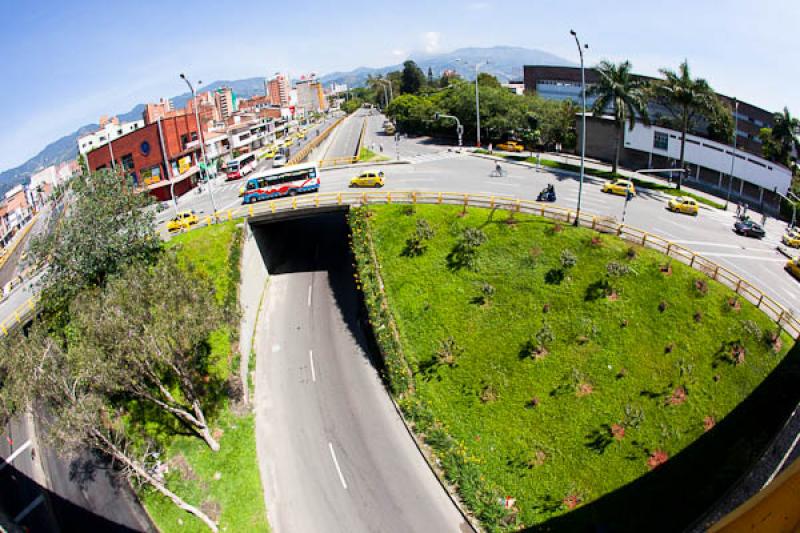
328, 442, 348, 490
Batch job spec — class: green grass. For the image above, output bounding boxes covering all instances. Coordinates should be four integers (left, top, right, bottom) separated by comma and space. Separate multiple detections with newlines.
352, 204, 799, 531
143, 221, 268, 532
359, 146, 390, 162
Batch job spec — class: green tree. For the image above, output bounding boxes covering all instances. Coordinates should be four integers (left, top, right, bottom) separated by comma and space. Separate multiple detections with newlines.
69, 254, 226, 451
477, 72, 501, 88
652, 61, 719, 189
588, 60, 650, 174
427, 66, 434, 85
386, 94, 436, 134
768, 107, 800, 168
0, 325, 220, 532
401, 60, 426, 94
30, 169, 160, 325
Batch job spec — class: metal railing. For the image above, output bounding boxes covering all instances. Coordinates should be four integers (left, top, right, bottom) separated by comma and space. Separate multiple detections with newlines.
0, 295, 38, 336
319, 156, 359, 167
288, 116, 346, 166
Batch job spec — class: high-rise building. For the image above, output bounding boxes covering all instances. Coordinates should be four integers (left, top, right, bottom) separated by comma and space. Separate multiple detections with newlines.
268, 74, 290, 107
296, 78, 327, 114
214, 87, 236, 119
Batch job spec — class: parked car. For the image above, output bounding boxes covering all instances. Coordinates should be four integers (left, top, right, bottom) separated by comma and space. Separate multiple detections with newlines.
602, 179, 636, 197
349, 171, 385, 188
733, 218, 766, 238
497, 140, 524, 152
272, 154, 287, 167
667, 196, 699, 215
166, 210, 198, 232
783, 227, 800, 248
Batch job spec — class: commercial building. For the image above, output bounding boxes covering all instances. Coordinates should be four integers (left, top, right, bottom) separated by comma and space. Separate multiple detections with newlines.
296, 78, 327, 114
0, 185, 33, 246
227, 117, 276, 154
268, 74, 291, 107
502, 80, 525, 96
577, 115, 792, 211
524, 65, 776, 157
77, 116, 145, 155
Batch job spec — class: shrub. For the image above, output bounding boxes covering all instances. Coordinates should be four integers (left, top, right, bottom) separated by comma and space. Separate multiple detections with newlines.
560, 249, 577, 270
589, 235, 604, 248
693, 310, 703, 323
447, 227, 487, 271
403, 218, 435, 257
536, 323, 555, 348
480, 384, 498, 403
606, 261, 630, 277
415, 218, 435, 240
436, 336, 464, 367
474, 281, 495, 306
742, 319, 761, 339
764, 329, 783, 353
402, 204, 416, 216
693, 278, 709, 296
658, 300, 668, 313
623, 404, 645, 428
527, 246, 543, 267
647, 449, 669, 470
626, 246, 638, 259
611, 423, 625, 441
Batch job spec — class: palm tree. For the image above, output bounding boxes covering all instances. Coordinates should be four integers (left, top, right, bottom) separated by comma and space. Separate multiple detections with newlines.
588, 60, 650, 175
770, 107, 800, 168
653, 60, 717, 190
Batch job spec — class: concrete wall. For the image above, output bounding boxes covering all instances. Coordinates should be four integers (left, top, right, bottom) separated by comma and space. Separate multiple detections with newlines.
238, 221, 270, 404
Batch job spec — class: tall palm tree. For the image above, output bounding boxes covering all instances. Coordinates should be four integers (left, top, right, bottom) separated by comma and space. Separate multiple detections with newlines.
653, 60, 717, 190
771, 107, 800, 168
588, 60, 650, 175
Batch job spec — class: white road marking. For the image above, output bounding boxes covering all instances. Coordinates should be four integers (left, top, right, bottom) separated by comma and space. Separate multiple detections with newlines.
309, 349, 316, 382
272, 344, 281, 353
0, 439, 31, 472
765, 429, 800, 488
669, 240, 741, 249
328, 442, 348, 489
307, 285, 312, 307
14, 494, 44, 523
700, 252, 786, 262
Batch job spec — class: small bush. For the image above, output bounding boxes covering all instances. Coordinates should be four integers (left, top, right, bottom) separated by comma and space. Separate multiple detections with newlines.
626, 246, 638, 260
402, 204, 417, 216
473, 281, 495, 306
693, 279, 709, 296
436, 336, 464, 367
658, 300, 668, 313
480, 384, 498, 403
693, 310, 703, 323
589, 235, 604, 248
742, 319, 761, 339
560, 249, 577, 270
447, 227, 487, 271
647, 449, 669, 470
527, 246, 543, 267
403, 218, 435, 257
606, 261, 630, 277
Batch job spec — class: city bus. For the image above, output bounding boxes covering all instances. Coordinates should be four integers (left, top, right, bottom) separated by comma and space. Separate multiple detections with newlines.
225, 152, 257, 180
241, 162, 320, 204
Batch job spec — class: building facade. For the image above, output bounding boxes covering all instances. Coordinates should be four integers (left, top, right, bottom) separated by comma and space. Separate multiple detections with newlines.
523, 65, 775, 157
577, 115, 791, 212
77, 117, 145, 155
295, 79, 327, 114
215, 87, 236, 119
268, 74, 290, 107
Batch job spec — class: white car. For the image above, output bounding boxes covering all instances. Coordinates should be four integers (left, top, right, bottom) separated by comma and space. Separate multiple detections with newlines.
272, 154, 287, 167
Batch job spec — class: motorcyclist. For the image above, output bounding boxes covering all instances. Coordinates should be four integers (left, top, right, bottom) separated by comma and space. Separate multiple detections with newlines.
495, 162, 503, 176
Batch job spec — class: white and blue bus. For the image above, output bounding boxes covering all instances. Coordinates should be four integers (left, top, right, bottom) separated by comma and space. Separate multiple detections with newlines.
241, 162, 320, 204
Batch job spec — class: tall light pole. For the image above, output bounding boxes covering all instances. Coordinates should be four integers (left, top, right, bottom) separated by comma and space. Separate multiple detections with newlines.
570, 30, 588, 226
725, 98, 739, 211
457, 59, 489, 147
434, 113, 464, 148
180, 73, 217, 214
377, 79, 391, 108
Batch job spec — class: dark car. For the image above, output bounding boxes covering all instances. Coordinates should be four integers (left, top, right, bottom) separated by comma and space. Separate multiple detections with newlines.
734, 219, 766, 238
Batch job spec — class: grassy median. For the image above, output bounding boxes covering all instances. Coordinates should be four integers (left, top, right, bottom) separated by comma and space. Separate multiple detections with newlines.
352, 204, 799, 531
141, 221, 269, 532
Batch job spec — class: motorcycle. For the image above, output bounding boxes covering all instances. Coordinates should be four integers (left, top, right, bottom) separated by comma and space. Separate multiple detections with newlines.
537, 184, 557, 202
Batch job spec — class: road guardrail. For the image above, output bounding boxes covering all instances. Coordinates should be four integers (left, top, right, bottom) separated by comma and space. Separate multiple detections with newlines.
288, 116, 346, 166
0, 295, 38, 336
179, 190, 800, 339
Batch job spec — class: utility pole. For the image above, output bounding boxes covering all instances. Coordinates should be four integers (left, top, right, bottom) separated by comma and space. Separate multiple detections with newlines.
725, 98, 739, 211
434, 113, 463, 149
570, 29, 588, 226
180, 74, 217, 214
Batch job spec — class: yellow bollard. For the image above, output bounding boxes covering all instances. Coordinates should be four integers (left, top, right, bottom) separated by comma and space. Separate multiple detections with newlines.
249, 205, 254, 217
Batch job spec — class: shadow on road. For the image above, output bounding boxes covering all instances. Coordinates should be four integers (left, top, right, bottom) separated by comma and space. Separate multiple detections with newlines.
250, 212, 386, 376
0, 461, 145, 533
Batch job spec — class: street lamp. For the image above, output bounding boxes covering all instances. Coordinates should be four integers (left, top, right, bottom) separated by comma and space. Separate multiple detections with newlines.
376, 79, 392, 108
724, 98, 739, 211
456, 59, 489, 147
180, 73, 217, 215
433, 113, 464, 148
570, 29, 588, 226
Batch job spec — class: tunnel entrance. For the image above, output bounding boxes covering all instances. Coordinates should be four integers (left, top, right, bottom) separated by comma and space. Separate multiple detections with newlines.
249, 211, 386, 376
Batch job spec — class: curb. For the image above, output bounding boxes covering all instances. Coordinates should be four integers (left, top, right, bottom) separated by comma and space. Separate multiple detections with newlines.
319, 160, 411, 172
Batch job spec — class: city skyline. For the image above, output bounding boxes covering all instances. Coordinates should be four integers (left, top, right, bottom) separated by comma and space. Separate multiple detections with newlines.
1, 0, 798, 171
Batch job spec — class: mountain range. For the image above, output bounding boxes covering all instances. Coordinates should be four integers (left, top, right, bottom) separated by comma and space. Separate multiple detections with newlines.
0, 46, 571, 195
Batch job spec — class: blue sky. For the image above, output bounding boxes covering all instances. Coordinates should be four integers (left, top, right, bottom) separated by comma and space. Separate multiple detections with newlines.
0, 0, 797, 171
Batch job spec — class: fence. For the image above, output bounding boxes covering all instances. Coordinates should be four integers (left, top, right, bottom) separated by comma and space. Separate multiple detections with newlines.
319, 156, 359, 168
287, 115, 346, 166
6, 191, 799, 339
0, 295, 37, 336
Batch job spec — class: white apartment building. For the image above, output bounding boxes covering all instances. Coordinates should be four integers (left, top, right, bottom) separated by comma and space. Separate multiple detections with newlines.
77, 119, 145, 154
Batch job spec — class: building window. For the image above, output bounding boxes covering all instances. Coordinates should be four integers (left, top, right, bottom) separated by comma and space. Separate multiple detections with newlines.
140, 141, 151, 156
653, 132, 668, 151
181, 134, 190, 149
121, 154, 135, 172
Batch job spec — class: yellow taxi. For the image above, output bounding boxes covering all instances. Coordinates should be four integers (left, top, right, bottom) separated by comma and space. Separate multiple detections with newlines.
782, 228, 800, 248
602, 179, 636, 197
667, 196, 699, 215
786, 257, 800, 280
284, 138, 295, 147
349, 171, 385, 188
263, 149, 277, 159
497, 140, 524, 152
166, 210, 198, 232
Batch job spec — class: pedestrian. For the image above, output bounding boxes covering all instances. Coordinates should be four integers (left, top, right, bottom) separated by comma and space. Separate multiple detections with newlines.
379, 144, 383, 153
735, 202, 741, 217
761, 212, 767, 227
488, 143, 493, 154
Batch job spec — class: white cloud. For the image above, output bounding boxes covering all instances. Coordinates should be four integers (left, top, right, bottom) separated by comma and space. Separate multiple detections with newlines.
392, 49, 407, 59
422, 31, 442, 54
467, 2, 490, 10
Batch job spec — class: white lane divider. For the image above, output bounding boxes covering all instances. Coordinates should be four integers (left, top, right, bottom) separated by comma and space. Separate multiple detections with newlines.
0, 439, 31, 472
309, 350, 316, 383
14, 493, 44, 523
328, 442, 348, 490
307, 284, 312, 307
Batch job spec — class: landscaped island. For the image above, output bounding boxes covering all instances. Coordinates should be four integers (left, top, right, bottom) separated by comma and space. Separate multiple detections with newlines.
350, 204, 800, 532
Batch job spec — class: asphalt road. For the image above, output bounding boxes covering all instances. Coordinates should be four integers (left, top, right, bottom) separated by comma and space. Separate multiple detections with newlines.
252, 214, 469, 533
321, 109, 368, 161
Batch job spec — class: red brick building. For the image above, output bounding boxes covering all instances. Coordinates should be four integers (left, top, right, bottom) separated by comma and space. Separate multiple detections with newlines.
87, 114, 203, 202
